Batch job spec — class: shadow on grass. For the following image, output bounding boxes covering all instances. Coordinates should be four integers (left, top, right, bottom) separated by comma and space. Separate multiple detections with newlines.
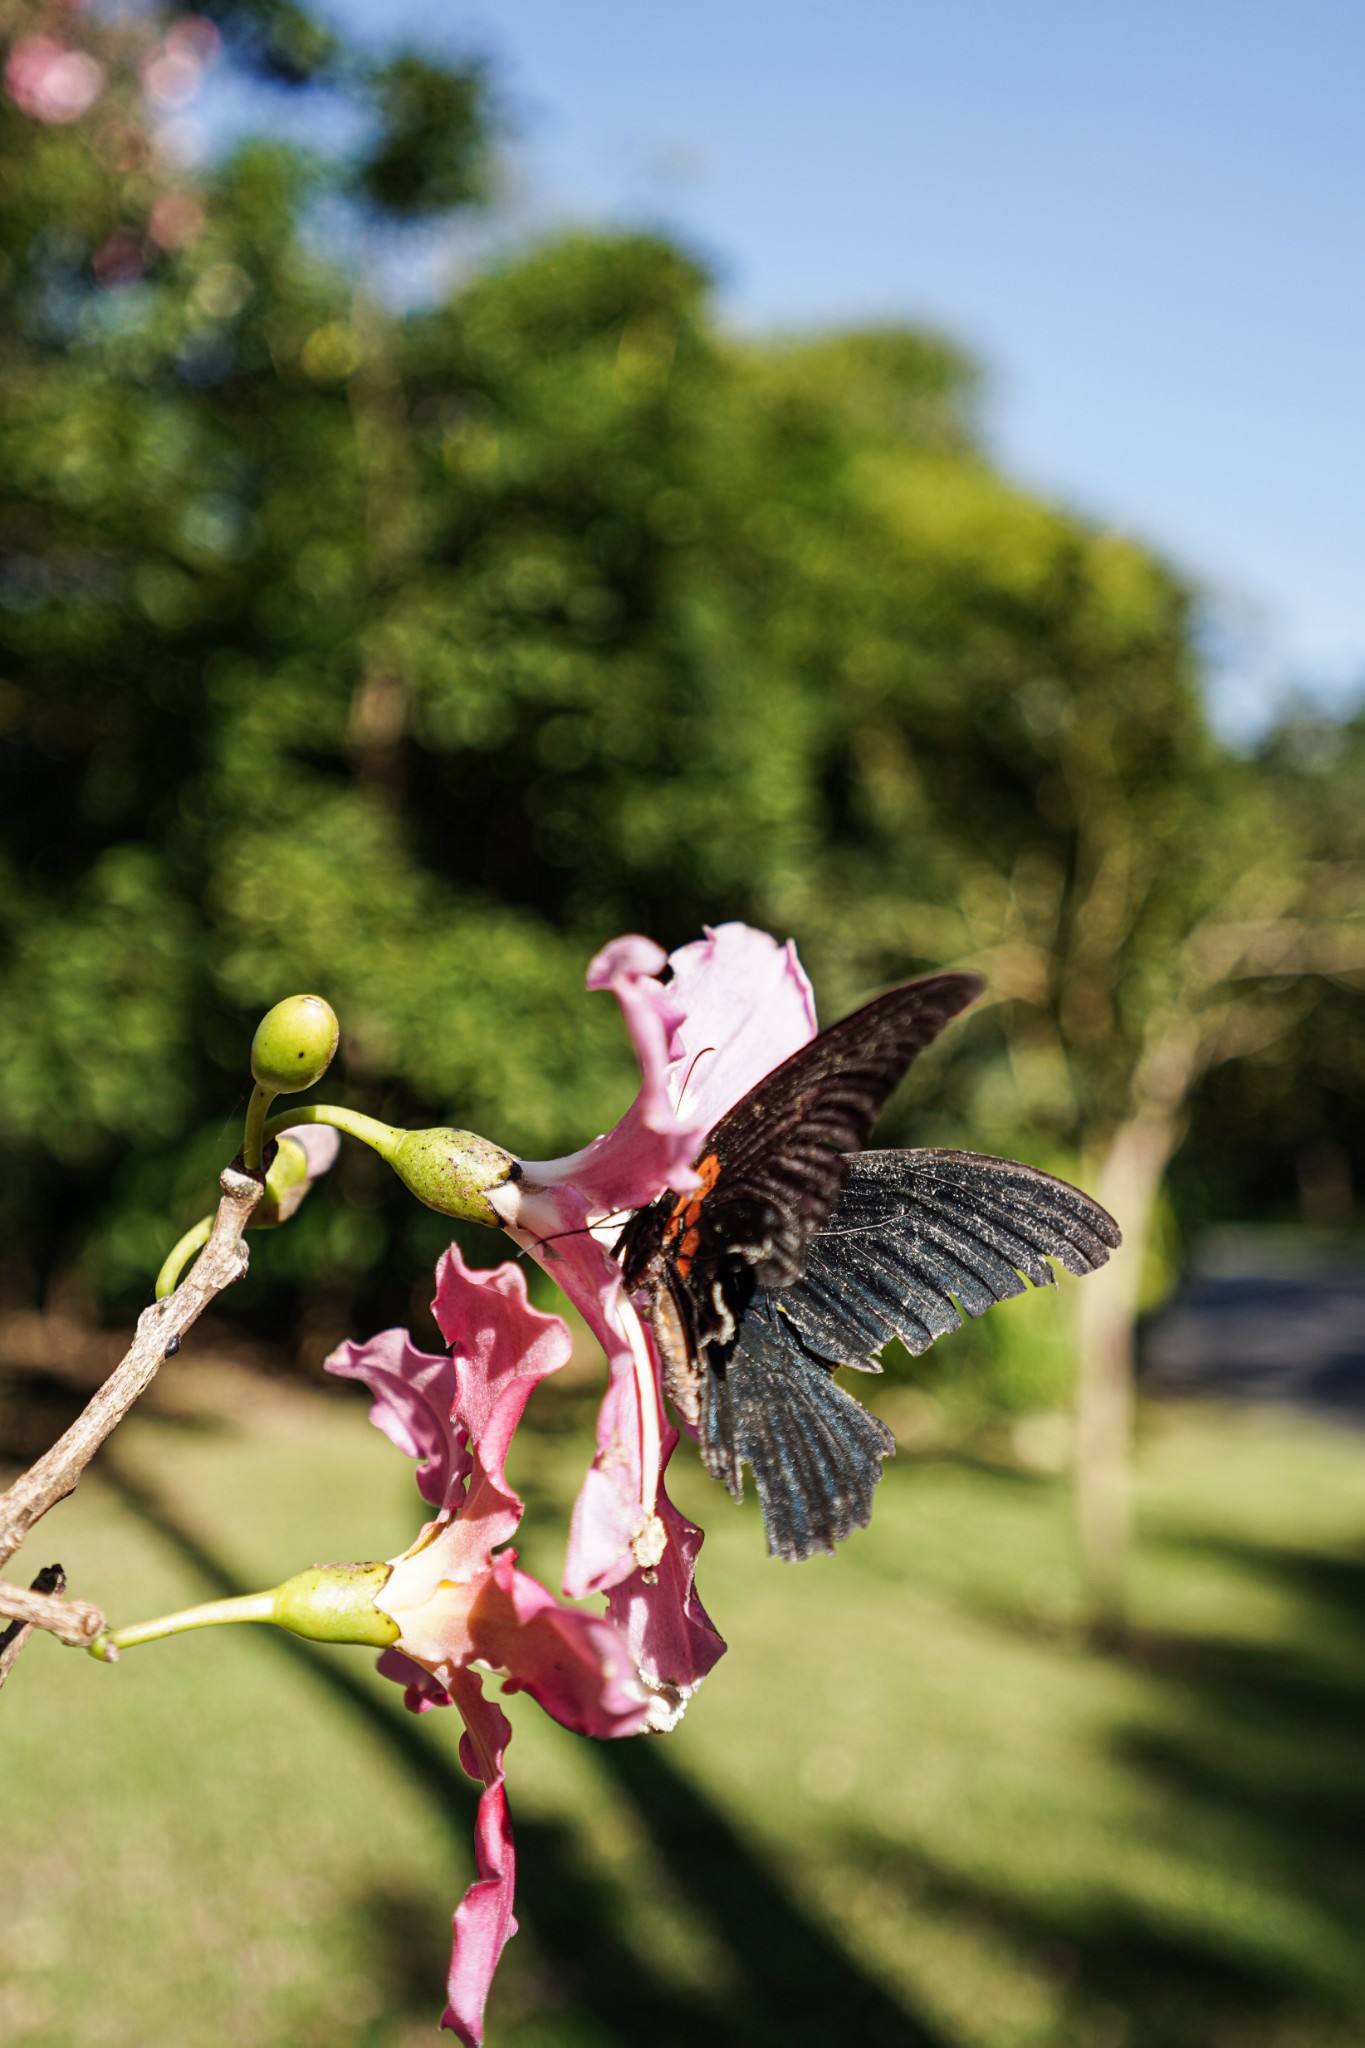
833, 1831, 1348, 2048
1105, 1530, 1365, 1990
838, 1499, 1365, 2045
99, 1457, 945, 2048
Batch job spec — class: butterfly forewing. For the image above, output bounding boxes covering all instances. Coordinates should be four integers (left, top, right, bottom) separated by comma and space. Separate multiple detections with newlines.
699, 972, 985, 1291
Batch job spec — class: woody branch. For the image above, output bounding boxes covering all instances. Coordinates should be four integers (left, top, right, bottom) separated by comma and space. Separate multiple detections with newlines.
0, 1164, 264, 1635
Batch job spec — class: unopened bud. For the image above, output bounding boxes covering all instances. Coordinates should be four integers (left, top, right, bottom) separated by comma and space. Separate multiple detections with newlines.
251, 995, 340, 1093
389, 1127, 518, 1227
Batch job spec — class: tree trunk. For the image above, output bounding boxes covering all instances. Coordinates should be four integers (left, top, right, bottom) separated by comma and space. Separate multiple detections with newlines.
1072, 1100, 1183, 1643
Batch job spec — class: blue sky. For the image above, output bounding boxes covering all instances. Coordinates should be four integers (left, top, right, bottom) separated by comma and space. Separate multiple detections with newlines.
215, 0, 1365, 735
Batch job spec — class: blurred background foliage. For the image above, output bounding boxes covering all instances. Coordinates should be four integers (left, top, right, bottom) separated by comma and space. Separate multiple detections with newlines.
0, 0, 1360, 1395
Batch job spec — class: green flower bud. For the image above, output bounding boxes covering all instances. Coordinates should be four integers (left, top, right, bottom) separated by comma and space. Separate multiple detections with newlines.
390, 1126, 518, 1227
270, 1562, 399, 1647
250, 995, 340, 1093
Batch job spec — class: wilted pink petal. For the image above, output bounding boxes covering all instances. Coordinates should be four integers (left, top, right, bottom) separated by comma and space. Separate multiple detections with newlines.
5, 36, 105, 123
472, 1552, 650, 1738
328, 1327, 469, 1511
376, 1646, 453, 1714
443, 1671, 516, 2048
607, 1430, 725, 1720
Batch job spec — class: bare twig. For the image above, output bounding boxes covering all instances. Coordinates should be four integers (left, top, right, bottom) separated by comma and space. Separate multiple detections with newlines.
0, 1574, 104, 1648
0, 1165, 263, 1573
0, 1563, 67, 1691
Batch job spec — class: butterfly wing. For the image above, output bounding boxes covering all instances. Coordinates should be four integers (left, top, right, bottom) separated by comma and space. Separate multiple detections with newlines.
707, 1150, 1121, 1559
700, 1295, 896, 1561
694, 972, 986, 1296
780, 1148, 1122, 1365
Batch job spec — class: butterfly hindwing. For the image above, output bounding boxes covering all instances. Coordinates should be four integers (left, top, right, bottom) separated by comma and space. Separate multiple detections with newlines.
700, 1296, 895, 1561
780, 1149, 1123, 1367
703, 1150, 1121, 1559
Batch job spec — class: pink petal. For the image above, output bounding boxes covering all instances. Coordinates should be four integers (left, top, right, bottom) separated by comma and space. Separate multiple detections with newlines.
512, 922, 816, 1223
488, 1149, 728, 1706
471, 1552, 651, 1737
491, 923, 812, 1706
327, 1247, 572, 1543
663, 922, 817, 1132
524, 1215, 657, 1596
519, 933, 702, 1214
606, 1432, 727, 1715
442, 1671, 517, 2048
443, 1777, 514, 2047
563, 1281, 655, 1592
326, 1327, 469, 1511
376, 1646, 453, 1714
432, 1244, 574, 1549
515, 1220, 727, 1707
373, 1655, 519, 2043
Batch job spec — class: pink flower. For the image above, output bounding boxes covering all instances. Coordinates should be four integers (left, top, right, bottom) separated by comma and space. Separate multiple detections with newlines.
328, 1245, 651, 2047
488, 922, 818, 1720
5, 36, 105, 123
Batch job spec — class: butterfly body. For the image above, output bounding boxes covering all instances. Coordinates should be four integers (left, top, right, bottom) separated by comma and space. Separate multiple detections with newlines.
616, 972, 1122, 1561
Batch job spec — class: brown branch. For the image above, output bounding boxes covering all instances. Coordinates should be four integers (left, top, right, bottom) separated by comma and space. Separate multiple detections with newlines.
0, 1575, 104, 1648
0, 1563, 67, 1691
0, 1164, 263, 1573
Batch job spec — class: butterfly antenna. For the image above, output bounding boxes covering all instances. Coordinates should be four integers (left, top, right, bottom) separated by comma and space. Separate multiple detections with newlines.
519, 1207, 635, 1256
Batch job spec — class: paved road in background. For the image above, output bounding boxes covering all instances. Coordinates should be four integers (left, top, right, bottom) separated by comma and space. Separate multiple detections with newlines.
1139, 1232, 1365, 1419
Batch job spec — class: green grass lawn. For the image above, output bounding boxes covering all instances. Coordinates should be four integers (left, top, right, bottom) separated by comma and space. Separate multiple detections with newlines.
3, 1356, 1364, 2048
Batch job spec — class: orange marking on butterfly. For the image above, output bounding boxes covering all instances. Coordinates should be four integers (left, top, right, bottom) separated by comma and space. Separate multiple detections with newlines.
662, 1151, 722, 1275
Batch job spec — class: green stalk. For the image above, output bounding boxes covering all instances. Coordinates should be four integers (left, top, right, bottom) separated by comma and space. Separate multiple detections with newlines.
89, 1591, 276, 1660
155, 1214, 213, 1299
241, 1082, 276, 1173
261, 1102, 403, 1163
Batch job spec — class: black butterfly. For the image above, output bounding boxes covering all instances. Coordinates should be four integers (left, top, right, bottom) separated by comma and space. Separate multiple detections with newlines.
616, 974, 1121, 1560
